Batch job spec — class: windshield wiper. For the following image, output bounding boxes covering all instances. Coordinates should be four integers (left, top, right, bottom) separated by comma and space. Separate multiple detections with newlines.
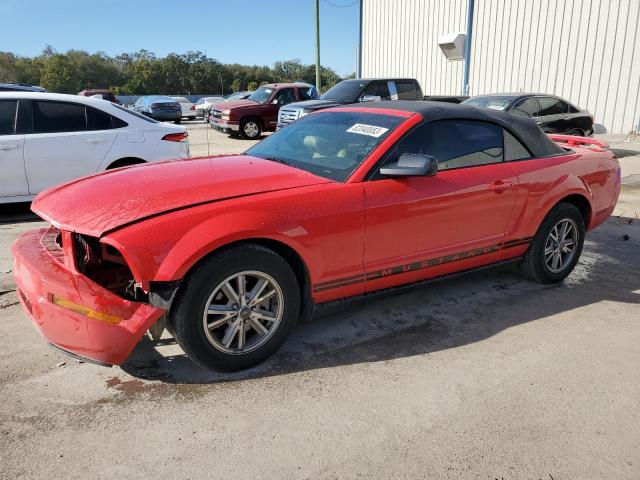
258, 155, 293, 166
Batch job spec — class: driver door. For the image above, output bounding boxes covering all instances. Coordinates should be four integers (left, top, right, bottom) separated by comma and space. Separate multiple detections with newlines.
265, 88, 296, 130
362, 120, 519, 292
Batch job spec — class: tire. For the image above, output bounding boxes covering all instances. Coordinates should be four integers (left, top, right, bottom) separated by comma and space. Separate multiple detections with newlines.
189, 116, 196, 121
240, 118, 262, 139
566, 128, 584, 136
170, 244, 301, 371
521, 202, 585, 284
174, 119, 181, 124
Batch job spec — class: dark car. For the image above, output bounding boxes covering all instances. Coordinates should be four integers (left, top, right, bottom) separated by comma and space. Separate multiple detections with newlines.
78, 89, 119, 104
132, 95, 182, 123
276, 78, 424, 129
0, 83, 46, 92
462, 93, 594, 136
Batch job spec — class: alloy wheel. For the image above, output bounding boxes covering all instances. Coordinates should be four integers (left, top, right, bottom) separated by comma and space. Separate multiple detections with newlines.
202, 270, 284, 354
544, 218, 579, 273
244, 122, 259, 138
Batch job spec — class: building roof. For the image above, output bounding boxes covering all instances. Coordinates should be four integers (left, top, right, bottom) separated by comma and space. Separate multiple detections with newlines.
344, 100, 565, 157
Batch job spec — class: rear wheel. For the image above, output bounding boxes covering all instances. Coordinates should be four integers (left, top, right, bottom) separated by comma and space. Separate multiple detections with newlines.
521, 203, 585, 284
240, 118, 262, 139
174, 118, 182, 124
170, 244, 300, 371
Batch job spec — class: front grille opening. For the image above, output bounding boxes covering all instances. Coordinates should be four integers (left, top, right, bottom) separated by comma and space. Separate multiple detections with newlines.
73, 234, 145, 302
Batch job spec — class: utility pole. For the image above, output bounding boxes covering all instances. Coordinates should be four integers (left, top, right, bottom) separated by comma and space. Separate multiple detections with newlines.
315, 0, 321, 93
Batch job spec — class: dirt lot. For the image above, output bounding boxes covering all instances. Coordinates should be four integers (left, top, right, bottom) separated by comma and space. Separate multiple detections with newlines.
1, 125, 639, 479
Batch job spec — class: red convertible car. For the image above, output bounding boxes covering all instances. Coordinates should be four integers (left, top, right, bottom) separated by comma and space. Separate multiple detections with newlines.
12, 102, 620, 371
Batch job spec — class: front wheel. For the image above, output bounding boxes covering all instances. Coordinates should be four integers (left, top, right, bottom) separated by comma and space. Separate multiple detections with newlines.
240, 118, 262, 139
170, 244, 300, 371
521, 202, 585, 284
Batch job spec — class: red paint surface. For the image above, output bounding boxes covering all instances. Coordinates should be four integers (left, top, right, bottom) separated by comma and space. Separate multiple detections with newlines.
13, 109, 621, 365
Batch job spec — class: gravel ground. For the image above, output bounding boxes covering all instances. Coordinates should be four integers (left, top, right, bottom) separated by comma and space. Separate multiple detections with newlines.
0, 126, 639, 479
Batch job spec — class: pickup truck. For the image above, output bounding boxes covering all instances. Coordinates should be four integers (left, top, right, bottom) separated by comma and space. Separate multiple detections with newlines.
209, 82, 317, 139
277, 78, 467, 129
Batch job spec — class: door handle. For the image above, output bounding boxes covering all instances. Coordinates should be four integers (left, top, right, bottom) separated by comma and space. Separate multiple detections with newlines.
488, 180, 513, 192
86, 138, 108, 144
0, 144, 22, 150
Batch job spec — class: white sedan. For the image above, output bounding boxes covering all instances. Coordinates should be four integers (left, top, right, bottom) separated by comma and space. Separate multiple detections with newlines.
0, 92, 190, 204
171, 96, 197, 120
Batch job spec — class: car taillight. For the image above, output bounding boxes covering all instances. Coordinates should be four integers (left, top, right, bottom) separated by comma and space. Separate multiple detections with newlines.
162, 132, 188, 142
190, 105, 195, 110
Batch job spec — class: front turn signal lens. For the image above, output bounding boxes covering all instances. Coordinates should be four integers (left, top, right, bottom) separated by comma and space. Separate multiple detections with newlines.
49, 294, 123, 325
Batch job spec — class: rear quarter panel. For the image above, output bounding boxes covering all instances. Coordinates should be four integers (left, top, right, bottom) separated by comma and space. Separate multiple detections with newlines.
506, 146, 619, 239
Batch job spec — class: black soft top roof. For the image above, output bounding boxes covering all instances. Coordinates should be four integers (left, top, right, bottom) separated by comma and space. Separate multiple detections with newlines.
344, 100, 564, 158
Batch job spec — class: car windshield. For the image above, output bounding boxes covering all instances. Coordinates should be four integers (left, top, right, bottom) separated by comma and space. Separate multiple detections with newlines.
247, 87, 274, 104
226, 92, 247, 100
321, 81, 368, 103
462, 96, 514, 110
246, 111, 403, 182
196, 98, 205, 105
172, 96, 191, 104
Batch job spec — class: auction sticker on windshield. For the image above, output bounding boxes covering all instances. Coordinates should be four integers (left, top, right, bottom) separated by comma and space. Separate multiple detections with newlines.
346, 123, 389, 137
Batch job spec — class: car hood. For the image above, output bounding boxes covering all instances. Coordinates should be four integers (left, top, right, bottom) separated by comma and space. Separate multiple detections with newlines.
214, 99, 258, 110
287, 99, 345, 111
32, 155, 332, 237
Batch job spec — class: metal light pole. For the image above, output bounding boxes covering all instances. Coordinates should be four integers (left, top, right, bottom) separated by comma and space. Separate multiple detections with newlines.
315, 0, 321, 93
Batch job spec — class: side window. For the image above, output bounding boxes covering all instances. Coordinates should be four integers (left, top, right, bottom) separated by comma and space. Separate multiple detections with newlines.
387, 81, 398, 100
371, 123, 429, 179
560, 100, 579, 114
0, 100, 17, 135
395, 81, 420, 100
361, 81, 391, 100
537, 97, 563, 116
503, 129, 531, 161
566, 103, 580, 113
511, 98, 540, 117
33, 101, 86, 134
275, 88, 296, 105
87, 106, 112, 130
298, 86, 316, 101
427, 120, 504, 170
86, 106, 128, 130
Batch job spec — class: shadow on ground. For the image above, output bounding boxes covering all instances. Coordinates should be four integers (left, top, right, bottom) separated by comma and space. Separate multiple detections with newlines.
120, 216, 640, 385
0, 203, 38, 224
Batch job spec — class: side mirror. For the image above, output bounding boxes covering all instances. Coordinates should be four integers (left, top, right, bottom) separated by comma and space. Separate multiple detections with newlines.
380, 153, 438, 177
361, 95, 382, 103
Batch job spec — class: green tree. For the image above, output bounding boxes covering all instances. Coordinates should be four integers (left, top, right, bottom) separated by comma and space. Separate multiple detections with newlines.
0, 48, 347, 96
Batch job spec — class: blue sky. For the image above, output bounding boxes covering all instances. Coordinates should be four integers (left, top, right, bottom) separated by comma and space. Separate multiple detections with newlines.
0, 0, 361, 76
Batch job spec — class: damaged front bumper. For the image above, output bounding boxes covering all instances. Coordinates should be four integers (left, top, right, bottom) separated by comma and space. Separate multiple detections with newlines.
12, 228, 165, 365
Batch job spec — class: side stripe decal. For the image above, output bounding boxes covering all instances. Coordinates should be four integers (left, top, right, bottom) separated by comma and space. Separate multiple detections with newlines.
313, 237, 532, 293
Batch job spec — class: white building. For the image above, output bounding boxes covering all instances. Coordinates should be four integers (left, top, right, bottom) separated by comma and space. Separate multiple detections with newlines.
360, 0, 640, 134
